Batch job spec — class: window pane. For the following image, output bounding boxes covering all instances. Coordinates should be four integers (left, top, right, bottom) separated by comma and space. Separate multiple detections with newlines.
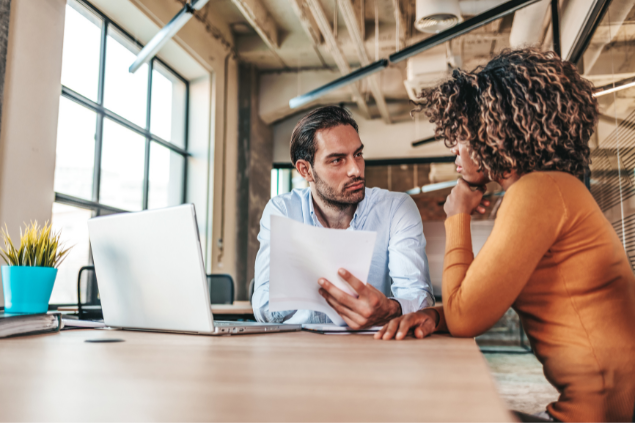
61, 1, 102, 101
99, 119, 145, 211
148, 142, 185, 209
50, 203, 93, 304
54, 97, 96, 200
271, 169, 292, 197
151, 62, 186, 147
103, 26, 148, 128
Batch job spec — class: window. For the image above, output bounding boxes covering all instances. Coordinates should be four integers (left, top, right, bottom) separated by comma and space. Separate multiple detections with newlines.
51, 0, 189, 304
579, 0, 635, 273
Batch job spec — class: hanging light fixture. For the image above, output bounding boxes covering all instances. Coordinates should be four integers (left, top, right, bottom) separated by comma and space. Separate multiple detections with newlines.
414, 0, 462, 34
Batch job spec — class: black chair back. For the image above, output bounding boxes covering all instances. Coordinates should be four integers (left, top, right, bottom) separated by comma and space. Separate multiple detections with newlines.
208, 274, 234, 304
77, 265, 99, 316
78, 267, 235, 307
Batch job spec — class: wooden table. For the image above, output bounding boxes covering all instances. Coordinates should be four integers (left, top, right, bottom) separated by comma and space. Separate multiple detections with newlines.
0, 330, 511, 421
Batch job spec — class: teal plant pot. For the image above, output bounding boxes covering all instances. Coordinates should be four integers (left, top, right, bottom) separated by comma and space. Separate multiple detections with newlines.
2, 266, 57, 314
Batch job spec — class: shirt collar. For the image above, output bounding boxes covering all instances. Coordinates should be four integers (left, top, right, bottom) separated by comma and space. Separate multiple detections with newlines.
308, 190, 321, 227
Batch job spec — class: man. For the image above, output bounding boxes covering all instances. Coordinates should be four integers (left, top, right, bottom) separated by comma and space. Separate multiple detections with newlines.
252, 106, 434, 328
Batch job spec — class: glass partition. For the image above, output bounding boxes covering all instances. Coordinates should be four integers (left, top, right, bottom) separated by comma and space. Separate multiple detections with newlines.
580, 0, 635, 272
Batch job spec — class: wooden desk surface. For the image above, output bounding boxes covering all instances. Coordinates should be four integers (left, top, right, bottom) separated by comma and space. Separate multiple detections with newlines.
0, 330, 511, 422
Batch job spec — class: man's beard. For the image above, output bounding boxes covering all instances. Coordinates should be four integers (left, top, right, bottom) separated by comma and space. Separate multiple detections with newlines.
312, 169, 365, 211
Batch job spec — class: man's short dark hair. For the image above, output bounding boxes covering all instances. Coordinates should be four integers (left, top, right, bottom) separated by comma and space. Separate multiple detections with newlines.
290, 106, 359, 165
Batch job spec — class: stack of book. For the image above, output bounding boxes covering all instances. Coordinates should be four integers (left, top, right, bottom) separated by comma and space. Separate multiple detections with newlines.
0, 312, 62, 338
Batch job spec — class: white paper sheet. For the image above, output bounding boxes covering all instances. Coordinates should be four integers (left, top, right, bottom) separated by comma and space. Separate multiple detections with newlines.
269, 215, 377, 326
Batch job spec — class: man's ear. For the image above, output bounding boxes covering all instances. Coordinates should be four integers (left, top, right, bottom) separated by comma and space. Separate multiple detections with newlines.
296, 160, 314, 182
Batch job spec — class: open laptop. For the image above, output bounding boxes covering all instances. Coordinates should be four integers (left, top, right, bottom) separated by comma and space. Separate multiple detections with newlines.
87, 204, 301, 336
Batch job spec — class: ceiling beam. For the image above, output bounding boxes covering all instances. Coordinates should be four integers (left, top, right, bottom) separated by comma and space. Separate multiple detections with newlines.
289, 0, 328, 68
231, 0, 287, 67
392, 0, 407, 51
290, 0, 321, 46
305, 0, 371, 119
339, 0, 391, 124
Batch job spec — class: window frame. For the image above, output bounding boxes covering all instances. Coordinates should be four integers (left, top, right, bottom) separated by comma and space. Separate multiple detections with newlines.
55, 0, 190, 215
52, 0, 190, 307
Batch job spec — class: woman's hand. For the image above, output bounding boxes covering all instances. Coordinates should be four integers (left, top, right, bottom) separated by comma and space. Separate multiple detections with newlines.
374, 309, 439, 340
444, 179, 490, 217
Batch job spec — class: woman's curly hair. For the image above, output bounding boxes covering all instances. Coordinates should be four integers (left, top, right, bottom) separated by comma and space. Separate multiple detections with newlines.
413, 48, 599, 179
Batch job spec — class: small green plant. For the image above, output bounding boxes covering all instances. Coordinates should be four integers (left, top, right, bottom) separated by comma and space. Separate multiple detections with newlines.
0, 221, 71, 268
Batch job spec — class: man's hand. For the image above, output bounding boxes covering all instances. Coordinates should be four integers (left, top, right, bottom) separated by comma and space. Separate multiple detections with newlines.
318, 268, 402, 329
374, 309, 439, 341
444, 179, 490, 217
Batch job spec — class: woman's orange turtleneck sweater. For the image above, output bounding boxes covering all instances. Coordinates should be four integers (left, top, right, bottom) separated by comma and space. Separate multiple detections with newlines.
434, 171, 635, 422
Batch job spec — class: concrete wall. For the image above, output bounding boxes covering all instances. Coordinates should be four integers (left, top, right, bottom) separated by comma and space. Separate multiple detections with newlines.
0, 0, 66, 306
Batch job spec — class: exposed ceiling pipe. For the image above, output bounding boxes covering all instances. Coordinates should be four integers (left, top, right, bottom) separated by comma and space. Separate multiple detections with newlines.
129, 0, 209, 73
412, 136, 437, 147
421, 179, 458, 193
289, 0, 542, 109
391, 0, 542, 63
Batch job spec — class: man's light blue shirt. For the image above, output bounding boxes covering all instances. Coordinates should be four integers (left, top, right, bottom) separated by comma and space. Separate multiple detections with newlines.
252, 186, 435, 324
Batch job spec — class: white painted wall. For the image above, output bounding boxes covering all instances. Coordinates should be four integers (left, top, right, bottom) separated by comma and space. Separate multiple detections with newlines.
186, 75, 213, 270
0, 0, 66, 306
272, 107, 451, 163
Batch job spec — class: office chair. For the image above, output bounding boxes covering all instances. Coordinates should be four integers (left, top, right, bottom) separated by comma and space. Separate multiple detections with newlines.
77, 267, 235, 307
76, 265, 100, 317
208, 274, 234, 305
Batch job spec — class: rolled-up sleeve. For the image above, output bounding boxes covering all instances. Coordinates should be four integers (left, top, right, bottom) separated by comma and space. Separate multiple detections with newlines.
387, 196, 435, 314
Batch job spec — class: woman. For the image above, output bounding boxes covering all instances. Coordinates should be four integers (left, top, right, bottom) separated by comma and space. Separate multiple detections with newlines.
375, 48, 635, 422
